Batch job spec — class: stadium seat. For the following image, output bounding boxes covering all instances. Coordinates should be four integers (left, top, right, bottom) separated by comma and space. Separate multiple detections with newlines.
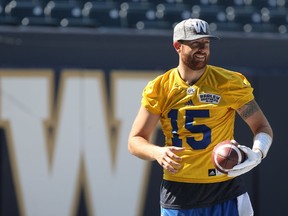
156, 3, 191, 26
226, 6, 259, 25
251, 0, 286, 9
267, 7, 288, 26
210, 22, 243, 32
4, 0, 44, 21
82, 1, 122, 27
196, 5, 226, 23
278, 24, 288, 34
0, 16, 18, 25
58, 17, 99, 27
44, 1, 82, 20
184, 0, 220, 6
0, 3, 4, 17
120, 2, 156, 28
152, 0, 187, 6
112, 0, 146, 2
20, 16, 59, 26
135, 20, 172, 30
243, 23, 279, 33
212, 0, 235, 8
0, 0, 11, 7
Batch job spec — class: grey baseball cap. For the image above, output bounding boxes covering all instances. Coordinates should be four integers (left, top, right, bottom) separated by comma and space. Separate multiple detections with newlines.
173, 18, 219, 42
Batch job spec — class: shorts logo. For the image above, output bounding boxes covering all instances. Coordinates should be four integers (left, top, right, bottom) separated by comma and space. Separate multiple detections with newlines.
199, 93, 221, 104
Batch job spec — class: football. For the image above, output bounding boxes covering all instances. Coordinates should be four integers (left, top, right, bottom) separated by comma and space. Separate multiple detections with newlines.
212, 140, 246, 174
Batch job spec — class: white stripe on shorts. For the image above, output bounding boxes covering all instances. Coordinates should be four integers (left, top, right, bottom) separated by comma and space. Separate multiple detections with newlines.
237, 192, 254, 216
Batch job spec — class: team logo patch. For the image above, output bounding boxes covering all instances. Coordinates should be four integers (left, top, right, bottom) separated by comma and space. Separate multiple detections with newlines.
199, 93, 221, 104
187, 87, 196, 95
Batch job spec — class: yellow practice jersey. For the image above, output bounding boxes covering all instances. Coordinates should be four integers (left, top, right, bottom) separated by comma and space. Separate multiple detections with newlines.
141, 65, 254, 183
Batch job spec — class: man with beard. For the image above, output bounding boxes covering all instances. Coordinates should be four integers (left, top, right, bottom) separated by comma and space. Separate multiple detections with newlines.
128, 18, 273, 216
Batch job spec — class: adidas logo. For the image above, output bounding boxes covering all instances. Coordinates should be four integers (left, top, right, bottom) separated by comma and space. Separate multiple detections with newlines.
208, 169, 223, 176
185, 99, 193, 106
208, 169, 216, 176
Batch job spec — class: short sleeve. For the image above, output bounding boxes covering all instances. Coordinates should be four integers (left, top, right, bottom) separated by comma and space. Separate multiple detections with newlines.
228, 73, 254, 110
141, 79, 163, 115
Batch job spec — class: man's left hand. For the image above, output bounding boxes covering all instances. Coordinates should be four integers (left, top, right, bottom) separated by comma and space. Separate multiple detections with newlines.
227, 145, 262, 177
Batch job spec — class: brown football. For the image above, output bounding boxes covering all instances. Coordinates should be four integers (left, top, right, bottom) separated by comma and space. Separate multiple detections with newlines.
212, 140, 246, 174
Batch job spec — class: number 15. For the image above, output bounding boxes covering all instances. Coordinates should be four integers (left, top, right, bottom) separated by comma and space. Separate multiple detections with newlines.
168, 109, 211, 150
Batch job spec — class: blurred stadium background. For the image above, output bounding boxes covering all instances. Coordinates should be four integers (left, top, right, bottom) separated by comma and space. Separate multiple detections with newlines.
0, 0, 287, 216
1, 0, 288, 33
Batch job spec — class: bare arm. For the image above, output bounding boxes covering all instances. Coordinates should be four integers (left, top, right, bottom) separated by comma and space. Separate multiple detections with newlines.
237, 99, 273, 160
128, 106, 185, 174
128, 106, 161, 161
227, 99, 273, 177
237, 99, 273, 138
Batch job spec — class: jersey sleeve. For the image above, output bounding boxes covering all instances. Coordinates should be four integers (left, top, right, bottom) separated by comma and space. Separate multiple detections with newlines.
228, 73, 254, 110
141, 79, 163, 115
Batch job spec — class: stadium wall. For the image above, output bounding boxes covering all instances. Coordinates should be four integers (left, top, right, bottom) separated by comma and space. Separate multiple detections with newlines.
0, 27, 287, 216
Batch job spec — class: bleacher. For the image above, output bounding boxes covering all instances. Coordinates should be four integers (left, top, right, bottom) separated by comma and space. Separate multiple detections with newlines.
0, 0, 287, 34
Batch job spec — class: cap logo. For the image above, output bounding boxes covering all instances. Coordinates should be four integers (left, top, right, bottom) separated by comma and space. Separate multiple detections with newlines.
173, 18, 218, 42
193, 20, 209, 34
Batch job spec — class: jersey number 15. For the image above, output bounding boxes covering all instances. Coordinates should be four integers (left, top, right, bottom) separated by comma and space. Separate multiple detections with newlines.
168, 109, 211, 150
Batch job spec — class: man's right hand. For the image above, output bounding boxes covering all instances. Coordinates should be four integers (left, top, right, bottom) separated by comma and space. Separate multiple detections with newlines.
155, 146, 186, 174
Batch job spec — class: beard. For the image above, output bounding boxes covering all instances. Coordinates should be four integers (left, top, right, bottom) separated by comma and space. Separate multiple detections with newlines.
183, 52, 209, 71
